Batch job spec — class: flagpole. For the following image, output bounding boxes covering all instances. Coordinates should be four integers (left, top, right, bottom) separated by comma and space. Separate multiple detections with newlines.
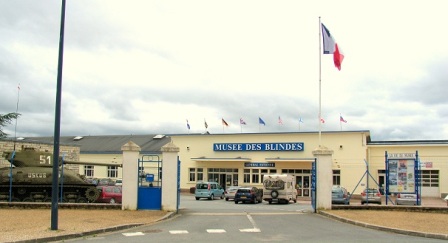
318, 16, 322, 147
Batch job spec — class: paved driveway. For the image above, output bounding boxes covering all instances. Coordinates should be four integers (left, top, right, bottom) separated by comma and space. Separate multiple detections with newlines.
58, 194, 446, 243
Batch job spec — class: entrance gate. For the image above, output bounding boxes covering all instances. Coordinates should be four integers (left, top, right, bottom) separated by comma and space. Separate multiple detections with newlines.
137, 155, 162, 210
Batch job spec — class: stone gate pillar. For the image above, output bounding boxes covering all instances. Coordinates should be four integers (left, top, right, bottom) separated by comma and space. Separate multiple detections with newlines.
121, 141, 141, 210
161, 142, 180, 212
313, 146, 334, 210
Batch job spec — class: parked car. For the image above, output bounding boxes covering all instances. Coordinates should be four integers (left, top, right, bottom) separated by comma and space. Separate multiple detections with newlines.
395, 193, 419, 205
96, 185, 122, 204
194, 181, 225, 200
332, 186, 350, 205
85, 178, 98, 185
97, 178, 115, 186
225, 186, 240, 201
115, 179, 122, 186
234, 187, 263, 204
361, 188, 382, 205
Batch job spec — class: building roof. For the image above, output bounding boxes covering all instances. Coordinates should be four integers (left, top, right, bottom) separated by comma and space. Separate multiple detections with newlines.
10, 134, 172, 154
367, 140, 448, 146
11, 130, 448, 154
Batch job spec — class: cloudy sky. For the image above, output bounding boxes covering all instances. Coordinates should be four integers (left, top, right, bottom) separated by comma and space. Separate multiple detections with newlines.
1, 0, 448, 141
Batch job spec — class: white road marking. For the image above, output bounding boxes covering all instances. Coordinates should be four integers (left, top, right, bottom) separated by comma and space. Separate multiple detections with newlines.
240, 228, 261, 233
247, 214, 260, 228
206, 229, 226, 233
122, 232, 144, 236
169, 230, 189, 234
242, 213, 261, 232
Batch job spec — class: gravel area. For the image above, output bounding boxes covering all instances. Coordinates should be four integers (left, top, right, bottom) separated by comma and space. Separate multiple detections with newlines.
324, 210, 448, 235
0, 209, 168, 242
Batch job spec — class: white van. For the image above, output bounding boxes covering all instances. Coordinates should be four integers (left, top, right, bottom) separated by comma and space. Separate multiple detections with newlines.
262, 174, 297, 204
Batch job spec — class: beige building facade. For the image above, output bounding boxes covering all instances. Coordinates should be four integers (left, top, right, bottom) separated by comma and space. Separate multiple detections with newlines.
171, 131, 370, 196
170, 131, 445, 197
1, 131, 446, 198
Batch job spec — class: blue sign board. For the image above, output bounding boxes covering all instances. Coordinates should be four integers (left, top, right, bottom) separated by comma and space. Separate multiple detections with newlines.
146, 174, 154, 182
244, 163, 275, 167
214, 142, 304, 151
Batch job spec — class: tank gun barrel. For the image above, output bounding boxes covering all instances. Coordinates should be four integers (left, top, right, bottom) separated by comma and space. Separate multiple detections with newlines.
63, 160, 122, 167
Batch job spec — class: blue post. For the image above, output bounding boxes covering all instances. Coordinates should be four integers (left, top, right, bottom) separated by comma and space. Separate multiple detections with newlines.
385, 151, 388, 205
415, 150, 420, 206
177, 156, 181, 213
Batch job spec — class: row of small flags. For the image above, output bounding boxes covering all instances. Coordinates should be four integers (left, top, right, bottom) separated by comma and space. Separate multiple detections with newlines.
186, 115, 347, 130
186, 21, 344, 131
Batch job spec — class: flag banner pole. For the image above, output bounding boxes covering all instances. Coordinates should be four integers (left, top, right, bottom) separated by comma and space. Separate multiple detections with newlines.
318, 17, 322, 147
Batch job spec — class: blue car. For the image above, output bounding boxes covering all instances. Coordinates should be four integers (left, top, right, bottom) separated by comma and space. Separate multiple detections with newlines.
234, 187, 263, 204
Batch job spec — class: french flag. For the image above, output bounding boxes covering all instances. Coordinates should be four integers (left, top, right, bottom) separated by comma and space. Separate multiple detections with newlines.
322, 23, 344, 71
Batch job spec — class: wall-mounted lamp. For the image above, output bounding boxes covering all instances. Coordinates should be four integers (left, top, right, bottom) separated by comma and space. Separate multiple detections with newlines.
187, 146, 190, 151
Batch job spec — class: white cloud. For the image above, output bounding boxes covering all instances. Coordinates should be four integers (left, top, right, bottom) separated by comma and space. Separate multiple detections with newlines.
1, 0, 448, 141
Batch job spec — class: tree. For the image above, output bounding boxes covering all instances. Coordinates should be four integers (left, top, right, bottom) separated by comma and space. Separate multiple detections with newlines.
0, 112, 21, 138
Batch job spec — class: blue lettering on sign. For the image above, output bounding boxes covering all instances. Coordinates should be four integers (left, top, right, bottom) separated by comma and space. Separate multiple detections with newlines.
214, 143, 304, 151
244, 163, 275, 167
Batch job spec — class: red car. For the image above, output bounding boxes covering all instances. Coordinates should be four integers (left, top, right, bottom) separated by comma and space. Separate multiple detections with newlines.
96, 186, 122, 204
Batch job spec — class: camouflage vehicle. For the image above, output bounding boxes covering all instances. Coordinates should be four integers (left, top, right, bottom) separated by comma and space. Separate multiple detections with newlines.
0, 148, 100, 203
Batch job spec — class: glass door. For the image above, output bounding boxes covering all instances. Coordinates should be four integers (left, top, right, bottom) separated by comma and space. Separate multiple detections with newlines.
296, 176, 302, 196
303, 176, 310, 196
296, 175, 311, 197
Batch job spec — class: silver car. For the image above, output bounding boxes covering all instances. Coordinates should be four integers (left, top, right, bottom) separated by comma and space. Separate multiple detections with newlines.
395, 193, 419, 205
224, 186, 240, 201
361, 188, 382, 205
332, 186, 350, 205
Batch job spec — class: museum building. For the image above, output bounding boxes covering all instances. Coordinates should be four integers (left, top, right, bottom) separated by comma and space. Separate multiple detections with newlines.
0, 130, 445, 198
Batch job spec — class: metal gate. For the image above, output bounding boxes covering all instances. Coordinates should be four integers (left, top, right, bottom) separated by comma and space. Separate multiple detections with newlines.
137, 155, 162, 210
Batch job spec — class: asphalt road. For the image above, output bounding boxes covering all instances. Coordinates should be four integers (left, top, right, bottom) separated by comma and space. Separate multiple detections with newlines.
55, 195, 446, 243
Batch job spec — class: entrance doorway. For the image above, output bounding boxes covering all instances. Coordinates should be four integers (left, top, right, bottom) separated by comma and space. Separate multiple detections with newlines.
296, 175, 311, 197
207, 168, 238, 191
378, 173, 385, 195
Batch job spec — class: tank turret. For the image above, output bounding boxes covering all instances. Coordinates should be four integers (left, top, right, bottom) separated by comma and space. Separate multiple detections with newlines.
3, 148, 63, 167
0, 148, 100, 203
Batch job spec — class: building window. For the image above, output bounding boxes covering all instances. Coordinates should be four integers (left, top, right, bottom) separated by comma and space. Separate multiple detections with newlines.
251, 169, 260, 183
242, 169, 266, 184
108, 166, 118, 178
189, 168, 204, 182
333, 170, 341, 186
421, 170, 439, 187
244, 169, 250, 183
84, 165, 94, 177
189, 168, 196, 182
281, 169, 310, 174
197, 168, 203, 181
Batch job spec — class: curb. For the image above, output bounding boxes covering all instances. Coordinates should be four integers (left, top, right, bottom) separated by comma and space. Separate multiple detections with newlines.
319, 211, 448, 241
11, 211, 177, 243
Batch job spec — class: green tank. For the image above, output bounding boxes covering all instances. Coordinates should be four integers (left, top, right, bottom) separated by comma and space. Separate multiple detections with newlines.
0, 148, 100, 203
